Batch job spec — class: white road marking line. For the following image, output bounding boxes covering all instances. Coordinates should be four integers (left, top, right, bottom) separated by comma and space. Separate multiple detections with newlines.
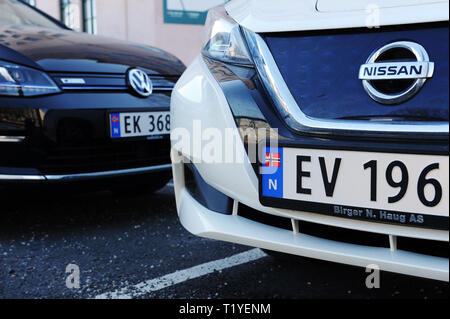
95, 248, 267, 299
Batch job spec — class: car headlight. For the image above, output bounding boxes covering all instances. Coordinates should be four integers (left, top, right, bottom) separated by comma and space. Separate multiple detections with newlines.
0, 60, 61, 97
201, 6, 253, 67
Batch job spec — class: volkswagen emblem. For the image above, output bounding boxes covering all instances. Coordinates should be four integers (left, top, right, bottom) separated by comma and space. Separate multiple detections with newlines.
127, 68, 153, 97
359, 41, 434, 105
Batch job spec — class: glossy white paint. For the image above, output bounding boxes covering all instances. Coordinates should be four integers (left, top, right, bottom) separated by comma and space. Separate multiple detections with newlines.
317, 0, 447, 12
176, 187, 449, 282
170, 56, 449, 281
225, 0, 449, 33
171, 1, 449, 281
171, 56, 449, 242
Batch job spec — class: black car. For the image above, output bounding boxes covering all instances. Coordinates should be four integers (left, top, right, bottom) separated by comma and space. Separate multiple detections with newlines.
0, 0, 185, 193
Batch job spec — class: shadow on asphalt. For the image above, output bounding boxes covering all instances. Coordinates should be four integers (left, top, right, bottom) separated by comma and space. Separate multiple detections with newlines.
0, 184, 176, 238
0, 184, 448, 299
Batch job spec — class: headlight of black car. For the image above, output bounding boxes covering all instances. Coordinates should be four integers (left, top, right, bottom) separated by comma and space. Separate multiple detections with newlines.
0, 60, 61, 97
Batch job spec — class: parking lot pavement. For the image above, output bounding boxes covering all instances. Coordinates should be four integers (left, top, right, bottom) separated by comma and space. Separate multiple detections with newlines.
0, 184, 448, 299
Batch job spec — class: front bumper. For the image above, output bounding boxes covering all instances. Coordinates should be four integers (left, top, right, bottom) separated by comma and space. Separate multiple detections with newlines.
0, 164, 172, 183
1, 90, 173, 183
175, 176, 448, 281
171, 56, 449, 281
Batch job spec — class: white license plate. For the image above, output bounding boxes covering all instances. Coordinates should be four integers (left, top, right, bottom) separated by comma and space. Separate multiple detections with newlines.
110, 111, 170, 138
260, 146, 449, 229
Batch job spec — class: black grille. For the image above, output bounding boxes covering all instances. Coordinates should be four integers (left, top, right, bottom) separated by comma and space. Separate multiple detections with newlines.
50, 73, 178, 92
238, 204, 292, 231
57, 118, 93, 146
39, 139, 170, 175
263, 23, 449, 121
299, 221, 389, 248
398, 237, 449, 259
238, 206, 448, 258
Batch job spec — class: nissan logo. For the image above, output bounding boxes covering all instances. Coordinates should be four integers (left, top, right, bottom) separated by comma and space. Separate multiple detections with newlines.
359, 41, 434, 105
127, 68, 153, 97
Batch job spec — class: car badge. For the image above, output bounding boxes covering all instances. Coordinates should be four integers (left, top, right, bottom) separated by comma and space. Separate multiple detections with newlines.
359, 41, 434, 104
127, 68, 153, 97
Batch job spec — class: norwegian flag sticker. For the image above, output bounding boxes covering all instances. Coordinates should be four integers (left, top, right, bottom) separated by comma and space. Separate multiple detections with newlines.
110, 113, 121, 138
262, 147, 283, 198
265, 152, 281, 167
111, 115, 120, 123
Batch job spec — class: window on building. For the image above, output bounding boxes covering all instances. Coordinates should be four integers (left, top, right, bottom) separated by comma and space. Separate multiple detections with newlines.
60, 0, 74, 29
164, 0, 231, 25
60, 0, 96, 34
83, 0, 96, 34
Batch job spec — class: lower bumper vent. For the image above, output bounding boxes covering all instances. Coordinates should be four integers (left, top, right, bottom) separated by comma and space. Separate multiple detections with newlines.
237, 204, 449, 259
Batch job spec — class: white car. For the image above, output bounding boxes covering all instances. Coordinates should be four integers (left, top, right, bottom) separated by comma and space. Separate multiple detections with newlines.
170, 0, 449, 281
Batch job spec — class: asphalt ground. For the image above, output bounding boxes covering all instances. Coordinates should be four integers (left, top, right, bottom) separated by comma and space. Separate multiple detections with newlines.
0, 183, 448, 299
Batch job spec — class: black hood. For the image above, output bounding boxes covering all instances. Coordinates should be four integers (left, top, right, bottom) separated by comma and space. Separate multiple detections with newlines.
0, 25, 186, 75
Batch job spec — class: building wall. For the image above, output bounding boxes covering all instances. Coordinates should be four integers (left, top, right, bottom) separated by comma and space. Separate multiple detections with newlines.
153, 1, 204, 66
34, 0, 204, 65
35, 0, 60, 20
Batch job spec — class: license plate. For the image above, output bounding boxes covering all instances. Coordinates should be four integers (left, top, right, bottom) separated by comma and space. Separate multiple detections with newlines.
260, 146, 449, 230
110, 111, 170, 138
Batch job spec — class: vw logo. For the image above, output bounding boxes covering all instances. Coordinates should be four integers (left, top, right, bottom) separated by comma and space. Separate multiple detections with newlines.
359, 41, 434, 105
127, 68, 153, 97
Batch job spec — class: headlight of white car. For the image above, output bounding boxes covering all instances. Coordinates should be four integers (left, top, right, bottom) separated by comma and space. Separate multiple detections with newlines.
201, 6, 253, 67
0, 60, 61, 97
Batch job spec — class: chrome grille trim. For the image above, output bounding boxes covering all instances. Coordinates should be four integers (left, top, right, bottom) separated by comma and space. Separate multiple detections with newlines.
0, 164, 172, 182
51, 73, 176, 92
0, 135, 25, 143
243, 29, 449, 140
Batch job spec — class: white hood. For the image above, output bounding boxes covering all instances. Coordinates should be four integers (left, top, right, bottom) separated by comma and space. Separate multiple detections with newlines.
225, 0, 449, 33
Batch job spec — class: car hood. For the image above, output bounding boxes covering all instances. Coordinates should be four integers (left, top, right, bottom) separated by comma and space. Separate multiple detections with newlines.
0, 25, 185, 75
225, 0, 449, 33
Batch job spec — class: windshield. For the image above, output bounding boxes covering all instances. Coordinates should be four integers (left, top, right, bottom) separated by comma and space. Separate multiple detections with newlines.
0, 0, 62, 29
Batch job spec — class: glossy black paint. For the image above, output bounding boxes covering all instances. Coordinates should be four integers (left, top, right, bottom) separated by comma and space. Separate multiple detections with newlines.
203, 57, 296, 140
0, 40, 41, 69
0, 25, 185, 75
0, 91, 173, 177
1, 6, 185, 185
263, 22, 449, 121
0, 91, 173, 111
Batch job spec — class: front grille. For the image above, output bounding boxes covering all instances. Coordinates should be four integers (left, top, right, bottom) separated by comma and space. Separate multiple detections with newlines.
299, 220, 389, 248
263, 22, 449, 121
238, 204, 292, 231
57, 118, 93, 146
398, 237, 449, 259
50, 73, 178, 92
39, 139, 170, 175
237, 205, 448, 259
